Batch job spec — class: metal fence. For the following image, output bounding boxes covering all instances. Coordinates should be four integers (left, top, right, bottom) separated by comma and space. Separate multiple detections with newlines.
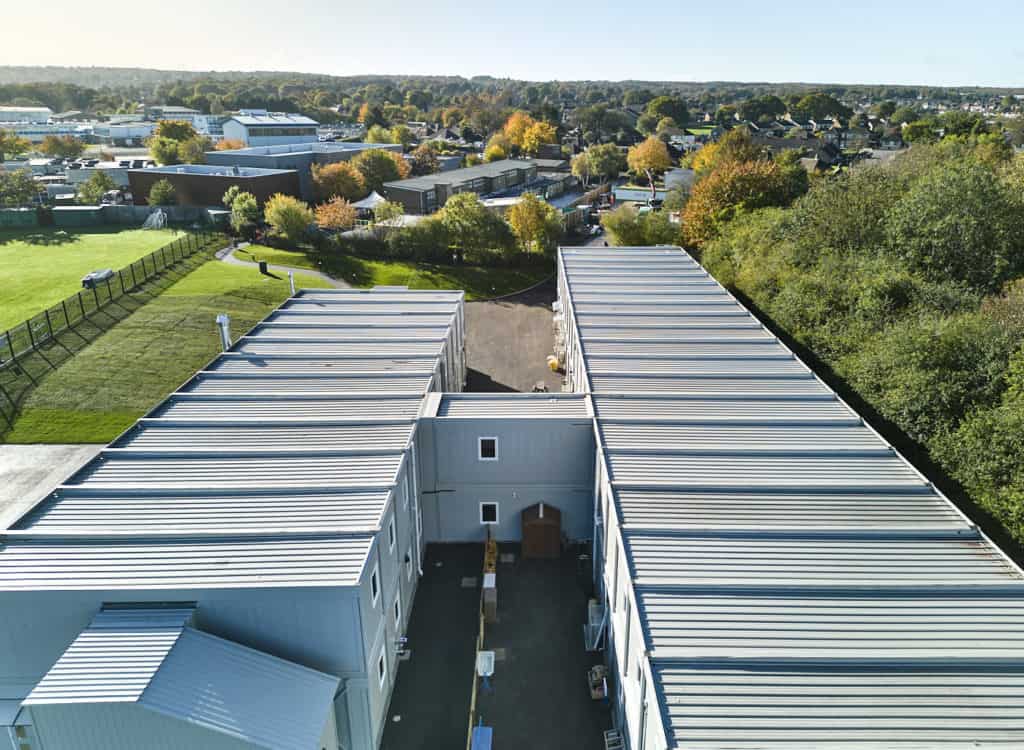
0, 231, 220, 375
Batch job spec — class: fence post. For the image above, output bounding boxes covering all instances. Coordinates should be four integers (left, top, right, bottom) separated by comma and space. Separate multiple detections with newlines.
44, 309, 54, 340
78, 292, 86, 319
160, 246, 168, 268
26, 320, 36, 351
130, 261, 138, 288
105, 277, 114, 302
92, 284, 100, 309
119, 270, 126, 295
61, 299, 71, 328
5, 330, 16, 363
141, 254, 148, 278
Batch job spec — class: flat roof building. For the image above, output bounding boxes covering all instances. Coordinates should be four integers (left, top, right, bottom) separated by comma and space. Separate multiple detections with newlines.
206, 142, 403, 201
0, 106, 53, 124
556, 245, 1024, 750
383, 159, 540, 214
223, 111, 319, 147
127, 164, 301, 206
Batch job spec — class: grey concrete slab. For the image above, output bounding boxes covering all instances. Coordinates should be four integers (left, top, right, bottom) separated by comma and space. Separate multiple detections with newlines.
465, 279, 563, 393
0, 444, 104, 529
477, 543, 611, 749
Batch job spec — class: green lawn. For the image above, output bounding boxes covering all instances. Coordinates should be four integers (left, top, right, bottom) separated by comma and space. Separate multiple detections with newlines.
243, 246, 552, 300
0, 227, 184, 330
4, 260, 331, 443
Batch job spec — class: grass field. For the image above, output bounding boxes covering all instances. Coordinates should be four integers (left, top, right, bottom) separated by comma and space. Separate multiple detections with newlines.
243, 246, 552, 300
0, 227, 183, 330
3, 260, 330, 443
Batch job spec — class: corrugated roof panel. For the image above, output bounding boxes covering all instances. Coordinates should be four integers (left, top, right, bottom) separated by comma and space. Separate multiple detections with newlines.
592, 395, 853, 422
626, 535, 1020, 588
654, 664, 1024, 748
115, 422, 414, 452
639, 591, 1024, 660
24, 608, 194, 705
600, 422, 882, 452
585, 357, 808, 375
582, 329, 776, 343
247, 325, 450, 340
587, 375, 829, 396
605, 453, 922, 488
14, 489, 390, 534
614, 489, 970, 532
583, 341, 788, 357
293, 291, 463, 303
154, 395, 424, 420
206, 356, 437, 374
140, 628, 339, 750
279, 302, 459, 315
66, 454, 402, 490
574, 303, 746, 315
437, 394, 589, 418
182, 373, 432, 395
576, 315, 758, 327
235, 340, 443, 356
0, 535, 373, 590
573, 294, 737, 305
264, 313, 455, 326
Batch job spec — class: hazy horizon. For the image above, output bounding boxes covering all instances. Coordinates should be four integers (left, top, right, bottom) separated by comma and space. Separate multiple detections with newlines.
3, 0, 1023, 89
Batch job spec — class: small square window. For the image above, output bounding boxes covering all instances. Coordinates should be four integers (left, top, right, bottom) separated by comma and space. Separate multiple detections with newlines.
377, 652, 387, 688
388, 518, 396, 552
480, 502, 499, 525
478, 437, 498, 461
370, 564, 380, 606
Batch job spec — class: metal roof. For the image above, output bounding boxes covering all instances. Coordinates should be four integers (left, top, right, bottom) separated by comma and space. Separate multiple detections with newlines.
24, 608, 195, 704
436, 393, 590, 418
25, 609, 339, 750
1, 288, 463, 593
653, 663, 1024, 748
0, 534, 374, 590
140, 628, 339, 750
558, 245, 1024, 748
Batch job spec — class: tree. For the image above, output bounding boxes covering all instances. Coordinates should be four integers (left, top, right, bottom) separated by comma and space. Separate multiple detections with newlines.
0, 130, 31, 161
600, 204, 679, 246
571, 152, 592, 188
148, 136, 181, 165
409, 143, 440, 176
627, 136, 673, 200
484, 133, 512, 162
587, 143, 627, 182
390, 125, 415, 149
371, 200, 405, 239
791, 92, 852, 122
636, 112, 660, 135
941, 110, 988, 137
39, 135, 85, 160
646, 96, 689, 126
439, 192, 515, 261
358, 103, 386, 128
521, 121, 558, 156
311, 161, 367, 201
0, 169, 40, 206
264, 194, 314, 245
315, 198, 357, 231
508, 192, 562, 253
222, 185, 242, 209
352, 148, 410, 193
77, 171, 116, 205
714, 105, 738, 129
178, 136, 211, 164
738, 95, 786, 124
229, 191, 260, 237
366, 124, 392, 143
502, 111, 536, 149
153, 120, 198, 142
215, 138, 246, 151
901, 119, 939, 144
681, 159, 794, 246
885, 161, 1024, 293
147, 178, 177, 206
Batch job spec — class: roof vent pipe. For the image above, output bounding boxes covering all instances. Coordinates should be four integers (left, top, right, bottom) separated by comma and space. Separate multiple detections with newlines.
215, 313, 231, 351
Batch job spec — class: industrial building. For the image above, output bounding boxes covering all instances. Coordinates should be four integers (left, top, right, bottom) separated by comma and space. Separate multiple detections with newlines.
382, 159, 540, 214
127, 164, 302, 206
222, 111, 319, 147
556, 245, 1024, 749
2, 248, 1024, 750
206, 142, 403, 201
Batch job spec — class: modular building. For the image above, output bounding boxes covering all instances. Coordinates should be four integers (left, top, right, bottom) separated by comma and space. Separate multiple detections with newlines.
0, 288, 466, 750
3, 250, 1024, 750
222, 111, 319, 147
206, 142, 403, 202
556, 245, 1024, 750
382, 159, 539, 214
127, 164, 302, 206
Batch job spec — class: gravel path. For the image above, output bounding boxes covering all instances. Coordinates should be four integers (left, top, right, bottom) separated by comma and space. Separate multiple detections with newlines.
216, 243, 349, 288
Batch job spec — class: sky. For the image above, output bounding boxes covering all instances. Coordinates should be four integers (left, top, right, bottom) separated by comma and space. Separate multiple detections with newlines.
2, 0, 1023, 88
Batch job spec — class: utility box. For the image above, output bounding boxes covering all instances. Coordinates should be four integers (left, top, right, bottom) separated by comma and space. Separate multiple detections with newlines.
482, 572, 497, 623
